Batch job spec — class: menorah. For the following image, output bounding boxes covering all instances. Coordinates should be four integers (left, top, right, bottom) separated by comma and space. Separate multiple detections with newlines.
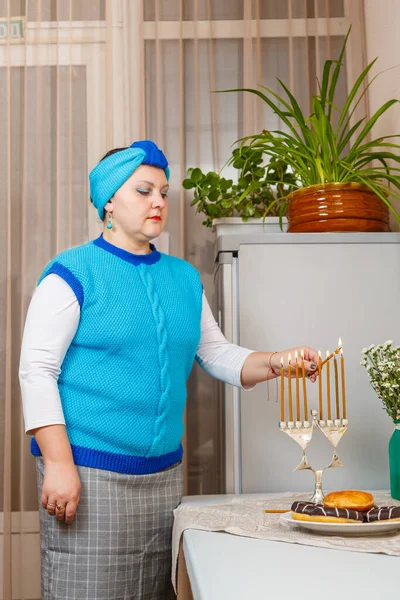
278, 341, 348, 504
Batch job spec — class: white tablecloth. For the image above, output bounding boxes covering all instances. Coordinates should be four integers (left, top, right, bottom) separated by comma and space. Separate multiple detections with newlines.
182, 529, 399, 600
173, 491, 400, 593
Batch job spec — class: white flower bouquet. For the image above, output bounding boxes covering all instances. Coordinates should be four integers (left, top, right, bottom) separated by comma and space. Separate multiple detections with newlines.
361, 341, 400, 421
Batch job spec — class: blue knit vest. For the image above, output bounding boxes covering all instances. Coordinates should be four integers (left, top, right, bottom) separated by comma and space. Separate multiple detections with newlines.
31, 235, 203, 474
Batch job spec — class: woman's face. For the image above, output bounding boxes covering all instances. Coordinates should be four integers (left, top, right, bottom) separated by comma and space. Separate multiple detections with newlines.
104, 164, 169, 242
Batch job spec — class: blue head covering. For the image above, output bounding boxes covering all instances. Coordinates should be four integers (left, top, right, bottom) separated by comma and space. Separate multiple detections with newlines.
89, 140, 170, 219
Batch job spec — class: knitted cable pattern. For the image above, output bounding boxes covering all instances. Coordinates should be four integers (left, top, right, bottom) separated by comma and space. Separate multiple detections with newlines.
138, 263, 172, 456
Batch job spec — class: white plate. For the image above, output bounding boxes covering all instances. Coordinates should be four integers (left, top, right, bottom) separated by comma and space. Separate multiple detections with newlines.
280, 512, 400, 536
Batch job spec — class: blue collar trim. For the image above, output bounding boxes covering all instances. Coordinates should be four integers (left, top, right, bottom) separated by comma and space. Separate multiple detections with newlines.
93, 235, 161, 266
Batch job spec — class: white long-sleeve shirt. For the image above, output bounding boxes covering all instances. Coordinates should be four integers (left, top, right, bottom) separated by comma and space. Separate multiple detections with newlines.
19, 274, 255, 433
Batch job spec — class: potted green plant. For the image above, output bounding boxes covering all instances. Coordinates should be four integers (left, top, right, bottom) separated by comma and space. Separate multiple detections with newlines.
217, 26, 400, 233
361, 342, 400, 500
183, 145, 296, 234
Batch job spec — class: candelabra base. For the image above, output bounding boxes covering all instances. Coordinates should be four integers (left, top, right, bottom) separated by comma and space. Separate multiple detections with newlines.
309, 469, 325, 504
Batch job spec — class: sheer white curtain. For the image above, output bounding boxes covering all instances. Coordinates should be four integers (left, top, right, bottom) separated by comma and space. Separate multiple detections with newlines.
1, 1, 367, 597
1, 3, 103, 598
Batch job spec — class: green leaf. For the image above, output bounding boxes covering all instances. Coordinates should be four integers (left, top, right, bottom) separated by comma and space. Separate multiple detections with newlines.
232, 157, 245, 168
242, 204, 256, 217
320, 59, 333, 110
221, 199, 233, 209
275, 78, 312, 145
217, 86, 304, 144
182, 178, 195, 190
347, 100, 400, 160
234, 181, 258, 205
349, 135, 400, 157
327, 26, 351, 121
206, 204, 221, 217
191, 168, 203, 183
337, 71, 380, 145
208, 189, 220, 202
337, 117, 365, 154
337, 58, 378, 133
220, 179, 233, 192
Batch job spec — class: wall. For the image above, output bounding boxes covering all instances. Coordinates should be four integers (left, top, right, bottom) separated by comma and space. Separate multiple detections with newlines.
364, 0, 400, 228
364, 0, 400, 116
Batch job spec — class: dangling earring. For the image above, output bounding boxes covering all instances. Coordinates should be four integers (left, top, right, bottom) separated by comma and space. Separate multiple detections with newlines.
106, 212, 113, 230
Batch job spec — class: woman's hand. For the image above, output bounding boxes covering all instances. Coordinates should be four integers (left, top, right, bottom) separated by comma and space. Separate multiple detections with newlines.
240, 347, 320, 388
33, 425, 81, 525
41, 459, 81, 524
270, 346, 319, 382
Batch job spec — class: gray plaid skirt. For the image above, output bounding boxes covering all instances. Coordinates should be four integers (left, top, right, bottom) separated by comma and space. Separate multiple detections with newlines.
36, 457, 183, 600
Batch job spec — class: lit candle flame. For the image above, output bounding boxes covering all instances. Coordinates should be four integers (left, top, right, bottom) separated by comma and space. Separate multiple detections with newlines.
288, 353, 292, 364
340, 347, 343, 356
338, 337, 342, 348
300, 348, 304, 359
327, 350, 330, 358
295, 350, 298, 362
318, 350, 322, 359
281, 356, 284, 366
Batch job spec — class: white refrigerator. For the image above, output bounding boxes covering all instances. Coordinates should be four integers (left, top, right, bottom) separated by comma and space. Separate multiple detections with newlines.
216, 231, 400, 494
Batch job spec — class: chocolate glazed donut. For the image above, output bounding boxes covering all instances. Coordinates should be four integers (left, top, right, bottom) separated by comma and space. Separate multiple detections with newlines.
364, 506, 400, 522
291, 501, 364, 523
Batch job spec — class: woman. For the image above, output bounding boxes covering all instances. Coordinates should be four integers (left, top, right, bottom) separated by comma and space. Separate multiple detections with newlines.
19, 140, 318, 600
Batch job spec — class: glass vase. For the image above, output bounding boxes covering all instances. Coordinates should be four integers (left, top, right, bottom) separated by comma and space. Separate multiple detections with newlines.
389, 420, 400, 501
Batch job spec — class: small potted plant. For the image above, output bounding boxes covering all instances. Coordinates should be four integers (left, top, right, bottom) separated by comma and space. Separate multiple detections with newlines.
217, 26, 400, 233
183, 145, 296, 235
361, 341, 400, 500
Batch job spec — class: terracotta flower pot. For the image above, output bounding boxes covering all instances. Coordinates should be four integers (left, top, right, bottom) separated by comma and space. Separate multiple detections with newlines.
286, 182, 390, 233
